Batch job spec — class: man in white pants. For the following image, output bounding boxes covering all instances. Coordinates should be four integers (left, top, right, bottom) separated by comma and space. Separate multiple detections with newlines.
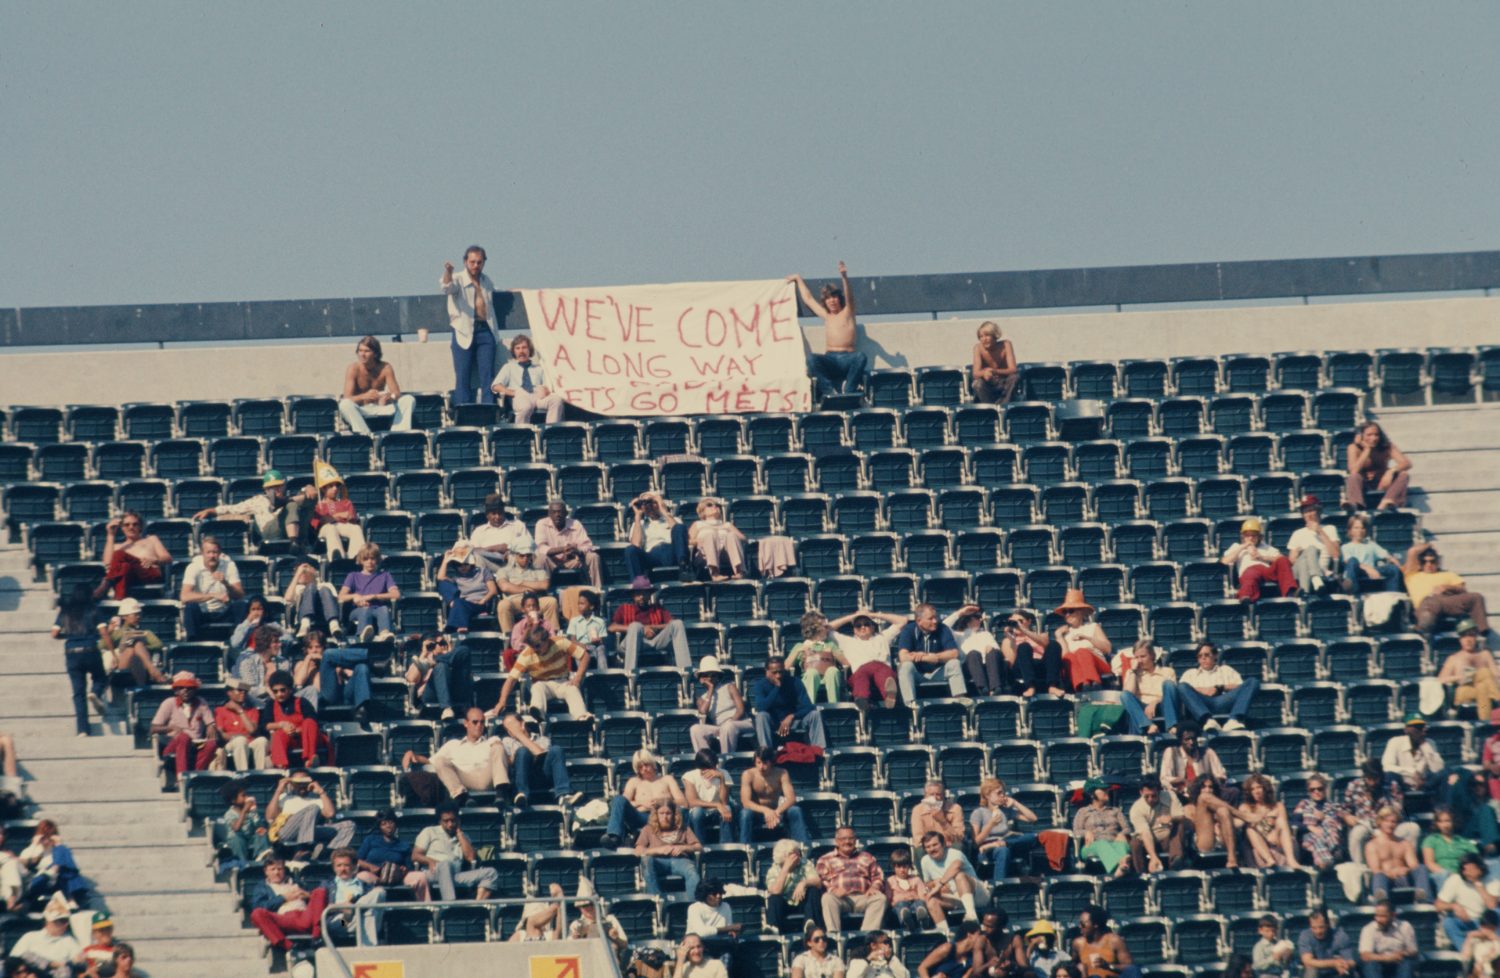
491, 334, 565, 423
403, 708, 510, 806
489, 628, 593, 720
338, 335, 416, 433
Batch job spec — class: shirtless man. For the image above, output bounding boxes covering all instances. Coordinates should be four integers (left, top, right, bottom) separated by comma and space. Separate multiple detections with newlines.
98, 511, 173, 599
971, 321, 1020, 404
739, 746, 811, 844
791, 261, 868, 399
1071, 906, 1137, 978
1439, 620, 1499, 721
1365, 806, 1432, 901
337, 334, 417, 434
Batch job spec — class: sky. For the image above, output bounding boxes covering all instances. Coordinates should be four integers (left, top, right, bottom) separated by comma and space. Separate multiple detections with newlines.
3, 1, 1499, 310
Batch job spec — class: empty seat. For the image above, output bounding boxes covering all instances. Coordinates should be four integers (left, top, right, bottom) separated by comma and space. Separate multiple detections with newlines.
900, 406, 951, 449
867, 369, 914, 409
1004, 403, 1054, 445
915, 367, 965, 406
848, 408, 899, 451
1211, 392, 1260, 433
1125, 438, 1173, 481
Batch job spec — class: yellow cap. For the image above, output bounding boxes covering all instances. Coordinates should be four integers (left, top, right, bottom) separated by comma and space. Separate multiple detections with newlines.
1240, 517, 1264, 535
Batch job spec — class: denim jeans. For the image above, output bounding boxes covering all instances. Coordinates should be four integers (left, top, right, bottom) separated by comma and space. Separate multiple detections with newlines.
686, 806, 736, 845
183, 599, 246, 641
437, 580, 489, 631
806, 350, 870, 397
988, 833, 1040, 879
297, 583, 342, 628
623, 525, 690, 581
1360, 961, 1413, 978
451, 327, 497, 406
420, 647, 472, 711
1120, 684, 1182, 734
64, 648, 106, 735
1370, 865, 1431, 901
350, 604, 393, 635
511, 744, 572, 798
738, 804, 810, 844
1443, 914, 1477, 954
318, 647, 372, 710
606, 797, 651, 839
1344, 558, 1404, 593
1177, 678, 1260, 723
643, 856, 700, 897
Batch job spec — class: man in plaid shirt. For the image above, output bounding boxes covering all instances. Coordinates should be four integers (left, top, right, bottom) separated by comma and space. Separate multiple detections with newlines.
815, 826, 888, 934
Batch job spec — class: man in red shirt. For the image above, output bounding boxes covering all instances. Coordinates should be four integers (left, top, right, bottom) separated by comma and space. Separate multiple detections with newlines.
149, 672, 216, 775
214, 677, 267, 770
608, 585, 691, 672
266, 670, 325, 768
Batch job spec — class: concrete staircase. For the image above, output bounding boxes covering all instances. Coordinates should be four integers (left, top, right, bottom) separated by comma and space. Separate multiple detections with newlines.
0, 545, 268, 978
1372, 402, 1500, 609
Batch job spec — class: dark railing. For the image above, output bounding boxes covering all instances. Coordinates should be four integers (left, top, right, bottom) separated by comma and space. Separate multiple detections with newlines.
4, 249, 1498, 347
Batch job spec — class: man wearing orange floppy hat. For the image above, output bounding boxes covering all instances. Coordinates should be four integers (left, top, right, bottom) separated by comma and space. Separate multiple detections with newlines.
148, 671, 217, 775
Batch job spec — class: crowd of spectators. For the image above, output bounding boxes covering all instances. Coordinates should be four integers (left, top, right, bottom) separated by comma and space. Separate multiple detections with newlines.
15, 278, 1500, 978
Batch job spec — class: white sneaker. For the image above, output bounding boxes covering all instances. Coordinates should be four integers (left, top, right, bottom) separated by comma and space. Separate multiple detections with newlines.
1223, 718, 1246, 732
359, 624, 375, 644
1311, 575, 1326, 593
87, 692, 108, 716
1202, 719, 1221, 733
376, 631, 394, 642
296, 619, 311, 639
440, 708, 455, 721
329, 621, 344, 637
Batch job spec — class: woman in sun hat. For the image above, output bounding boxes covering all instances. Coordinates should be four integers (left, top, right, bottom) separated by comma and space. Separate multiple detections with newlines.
1053, 590, 1113, 692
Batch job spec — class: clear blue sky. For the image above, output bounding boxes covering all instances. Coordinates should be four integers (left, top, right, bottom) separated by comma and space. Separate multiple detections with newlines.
3, 1, 1498, 309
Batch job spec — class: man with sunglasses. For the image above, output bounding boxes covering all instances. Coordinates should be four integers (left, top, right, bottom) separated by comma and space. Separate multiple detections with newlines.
1404, 544, 1490, 637
97, 510, 172, 600
405, 632, 472, 722
266, 669, 325, 768
402, 708, 508, 808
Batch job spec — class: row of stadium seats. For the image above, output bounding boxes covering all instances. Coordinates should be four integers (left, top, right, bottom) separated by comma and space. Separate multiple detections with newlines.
6, 344, 1496, 445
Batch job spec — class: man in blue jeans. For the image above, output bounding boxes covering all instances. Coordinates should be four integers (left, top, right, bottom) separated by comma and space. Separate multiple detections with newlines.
790, 261, 868, 400
309, 630, 372, 724
1175, 642, 1260, 733
623, 492, 689, 588
410, 632, 472, 722
738, 747, 810, 844
498, 711, 581, 808
435, 544, 498, 633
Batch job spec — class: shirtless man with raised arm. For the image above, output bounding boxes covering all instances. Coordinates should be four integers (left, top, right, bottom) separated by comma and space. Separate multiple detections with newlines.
790, 261, 869, 399
337, 335, 416, 434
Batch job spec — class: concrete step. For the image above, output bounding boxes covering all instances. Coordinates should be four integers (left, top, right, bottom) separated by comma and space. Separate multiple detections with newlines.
27, 798, 185, 827
1, 716, 131, 741
121, 933, 268, 967
103, 890, 242, 919
1399, 451, 1500, 491
27, 777, 173, 804
0, 649, 83, 674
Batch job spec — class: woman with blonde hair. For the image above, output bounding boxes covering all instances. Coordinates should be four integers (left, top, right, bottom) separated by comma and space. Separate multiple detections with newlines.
338, 543, 400, 642
689, 498, 748, 581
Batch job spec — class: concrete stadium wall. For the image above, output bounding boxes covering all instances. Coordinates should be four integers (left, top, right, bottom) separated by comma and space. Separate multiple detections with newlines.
2, 296, 1497, 407
315, 936, 619, 978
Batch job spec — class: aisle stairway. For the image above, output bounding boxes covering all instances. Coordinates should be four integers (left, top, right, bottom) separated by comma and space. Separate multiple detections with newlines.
0, 544, 266, 978
1373, 402, 1500, 610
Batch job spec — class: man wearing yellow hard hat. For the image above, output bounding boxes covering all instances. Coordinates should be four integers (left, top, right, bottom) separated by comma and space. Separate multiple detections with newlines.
1222, 517, 1297, 601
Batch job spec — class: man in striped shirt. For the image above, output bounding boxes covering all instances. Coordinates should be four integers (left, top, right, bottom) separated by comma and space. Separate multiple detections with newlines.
489, 627, 592, 720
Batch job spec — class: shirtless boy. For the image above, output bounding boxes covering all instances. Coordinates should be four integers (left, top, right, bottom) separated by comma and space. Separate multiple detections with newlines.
791, 261, 869, 399
338, 335, 417, 434
972, 321, 1019, 404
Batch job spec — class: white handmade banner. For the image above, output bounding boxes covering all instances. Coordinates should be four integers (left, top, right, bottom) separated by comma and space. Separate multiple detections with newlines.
520, 278, 813, 417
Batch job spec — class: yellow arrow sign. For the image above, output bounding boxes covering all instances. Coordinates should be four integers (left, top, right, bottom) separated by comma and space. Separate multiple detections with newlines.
352, 963, 405, 978
530, 955, 582, 978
